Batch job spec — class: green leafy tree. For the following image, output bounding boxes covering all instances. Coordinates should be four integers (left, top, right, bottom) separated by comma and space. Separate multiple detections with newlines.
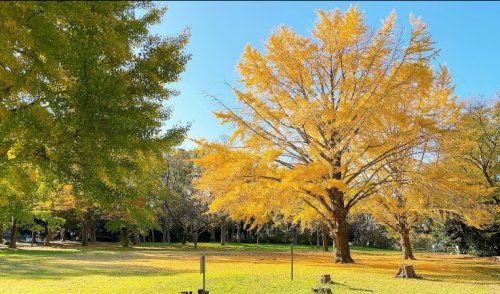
1, 2, 189, 246
32, 210, 65, 246
104, 153, 168, 247
1, 2, 62, 248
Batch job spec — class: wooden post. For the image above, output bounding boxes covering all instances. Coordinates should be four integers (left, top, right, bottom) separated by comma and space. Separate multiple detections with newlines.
290, 243, 294, 281
200, 254, 206, 292
320, 273, 333, 284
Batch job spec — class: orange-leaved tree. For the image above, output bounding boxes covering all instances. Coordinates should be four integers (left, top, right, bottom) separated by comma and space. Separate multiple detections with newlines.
194, 7, 459, 263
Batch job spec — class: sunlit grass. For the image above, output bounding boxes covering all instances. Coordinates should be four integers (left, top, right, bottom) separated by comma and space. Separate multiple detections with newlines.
0, 242, 498, 293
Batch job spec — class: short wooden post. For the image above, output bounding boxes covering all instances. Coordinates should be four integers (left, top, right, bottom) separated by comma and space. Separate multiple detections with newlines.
320, 273, 332, 284
200, 254, 206, 291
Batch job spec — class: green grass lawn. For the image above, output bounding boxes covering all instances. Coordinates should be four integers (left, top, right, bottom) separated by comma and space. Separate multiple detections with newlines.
0, 242, 498, 293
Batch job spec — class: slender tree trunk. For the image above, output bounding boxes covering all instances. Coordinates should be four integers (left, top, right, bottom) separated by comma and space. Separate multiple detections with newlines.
292, 226, 297, 245
61, 228, 66, 242
44, 228, 54, 246
307, 230, 313, 247
321, 223, 329, 252
0, 222, 3, 242
162, 219, 168, 243
400, 230, 415, 260
236, 222, 241, 244
220, 223, 226, 246
256, 231, 259, 245
81, 222, 88, 246
193, 231, 198, 249
181, 230, 187, 245
31, 230, 36, 247
399, 224, 415, 260
330, 213, 354, 263
81, 214, 90, 246
9, 218, 17, 249
123, 227, 130, 247
151, 229, 155, 243
316, 228, 320, 249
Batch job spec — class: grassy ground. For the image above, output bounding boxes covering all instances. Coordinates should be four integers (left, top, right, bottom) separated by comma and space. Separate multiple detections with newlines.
0, 242, 498, 293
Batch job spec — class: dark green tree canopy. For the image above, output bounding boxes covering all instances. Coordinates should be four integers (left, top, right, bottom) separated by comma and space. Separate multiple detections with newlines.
1, 2, 190, 228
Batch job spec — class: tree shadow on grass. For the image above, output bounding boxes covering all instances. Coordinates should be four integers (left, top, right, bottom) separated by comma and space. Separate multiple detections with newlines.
0, 261, 195, 280
469, 265, 500, 279
332, 281, 374, 293
0, 249, 196, 280
419, 272, 499, 286
1, 247, 203, 265
0, 248, 83, 256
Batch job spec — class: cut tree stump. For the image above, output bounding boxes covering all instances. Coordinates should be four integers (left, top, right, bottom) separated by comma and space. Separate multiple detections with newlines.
320, 273, 333, 284
312, 286, 332, 293
395, 264, 420, 279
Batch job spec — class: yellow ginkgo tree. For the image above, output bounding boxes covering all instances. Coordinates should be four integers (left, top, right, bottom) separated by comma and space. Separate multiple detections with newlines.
365, 145, 492, 260
194, 7, 460, 263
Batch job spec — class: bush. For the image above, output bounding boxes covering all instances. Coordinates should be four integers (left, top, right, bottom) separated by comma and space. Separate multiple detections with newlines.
431, 218, 499, 256
411, 233, 433, 251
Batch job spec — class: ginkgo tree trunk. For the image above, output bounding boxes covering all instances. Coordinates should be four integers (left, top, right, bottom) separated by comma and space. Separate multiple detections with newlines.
369, 187, 419, 260
194, 7, 459, 263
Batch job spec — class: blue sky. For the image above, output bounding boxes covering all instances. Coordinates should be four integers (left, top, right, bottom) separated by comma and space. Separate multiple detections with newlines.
153, 1, 500, 148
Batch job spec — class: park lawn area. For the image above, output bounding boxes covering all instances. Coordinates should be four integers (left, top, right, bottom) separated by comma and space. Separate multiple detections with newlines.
0, 242, 498, 294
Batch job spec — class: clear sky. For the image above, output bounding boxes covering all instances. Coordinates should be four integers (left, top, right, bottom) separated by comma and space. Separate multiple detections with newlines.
153, 1, 500, 148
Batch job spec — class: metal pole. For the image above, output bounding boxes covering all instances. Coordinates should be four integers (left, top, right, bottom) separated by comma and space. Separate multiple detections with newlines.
290, 243, 294, 281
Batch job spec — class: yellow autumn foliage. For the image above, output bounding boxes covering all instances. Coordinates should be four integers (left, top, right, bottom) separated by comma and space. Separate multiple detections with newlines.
194, 7, 464, 262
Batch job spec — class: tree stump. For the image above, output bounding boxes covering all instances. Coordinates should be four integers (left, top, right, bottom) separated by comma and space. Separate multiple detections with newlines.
320, 273, 333, 284
395, 264, 420, 279
312, 286, 332, 293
